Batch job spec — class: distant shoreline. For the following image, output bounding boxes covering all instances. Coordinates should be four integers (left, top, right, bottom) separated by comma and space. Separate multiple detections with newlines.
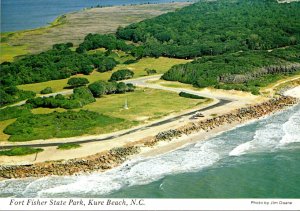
1, 0, 194, 33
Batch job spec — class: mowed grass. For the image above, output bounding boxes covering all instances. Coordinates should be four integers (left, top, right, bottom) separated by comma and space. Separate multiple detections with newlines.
31, 107, 67, 115
113, 57, 192, 77
0, 43, 28, 63
0, 88, 208, 142
147, 79, 201, 90
0, 119, 15, 142
82, 88, 208, 122
17, 57, 190, 93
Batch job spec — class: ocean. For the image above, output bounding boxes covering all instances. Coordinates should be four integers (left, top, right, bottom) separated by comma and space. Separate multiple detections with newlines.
1, 0, 190, 32
0, 103, 299, 198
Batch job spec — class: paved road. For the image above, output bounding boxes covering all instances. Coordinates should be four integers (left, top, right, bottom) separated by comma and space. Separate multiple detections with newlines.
1, 75, 234, 149
0, 99, 231, 149
1, 90, 73, 109
124, 75, 234, 101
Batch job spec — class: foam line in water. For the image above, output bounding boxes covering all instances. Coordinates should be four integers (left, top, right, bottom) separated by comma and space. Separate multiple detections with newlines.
229, 104, 300, 156
280, 108, 300, 146
37, 140, 221, 197
0, 103, 299, 197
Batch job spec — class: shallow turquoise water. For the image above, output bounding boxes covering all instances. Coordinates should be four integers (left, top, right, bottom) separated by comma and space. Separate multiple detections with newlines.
0, 104, 299, 198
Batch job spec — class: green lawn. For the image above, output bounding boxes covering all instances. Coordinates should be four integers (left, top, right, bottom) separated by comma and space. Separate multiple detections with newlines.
0, 88, 208, 142
0, 119, 15, 142
17, 57, 191, 93
147, 79, 201, 90
0, 43, 28, 63
82, 88, 209, 122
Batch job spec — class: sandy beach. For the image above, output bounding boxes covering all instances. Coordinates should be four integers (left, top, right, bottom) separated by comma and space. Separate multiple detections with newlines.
0, 94, 257, 165
0, 93, 297, 179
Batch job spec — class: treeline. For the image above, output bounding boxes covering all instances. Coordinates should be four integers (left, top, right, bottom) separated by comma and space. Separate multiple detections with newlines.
76, 34, 133, 53
0, 43, 120, 107
88, 81, 135, 97
115, 0, 300, 58
162, 45, 300, 94
0, 86, 35, 107
27, 87, 96, 109
26, 81, 135, 109
0, 44, 118, 87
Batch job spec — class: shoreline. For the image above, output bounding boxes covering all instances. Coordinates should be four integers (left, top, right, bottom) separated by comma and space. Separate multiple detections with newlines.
2, 1, 193, 34
0, 95, 298, 180
1, 1, 192, 63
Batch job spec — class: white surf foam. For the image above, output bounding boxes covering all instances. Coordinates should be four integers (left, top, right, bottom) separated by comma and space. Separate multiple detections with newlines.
230, 104, 300, 156
1, 104, 299, 197
280, 108, 300, 145
37, 140, 221, 197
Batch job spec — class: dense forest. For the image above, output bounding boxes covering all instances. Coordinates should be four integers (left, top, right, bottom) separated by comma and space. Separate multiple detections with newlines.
0, 43, 119, 106
0, 44, 118, 86
162, 45, 300, 94
116, 0, 300, 58
1, 0, 300, 107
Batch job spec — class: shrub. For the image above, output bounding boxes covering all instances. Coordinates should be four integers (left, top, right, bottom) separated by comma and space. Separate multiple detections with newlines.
67, 77, 89, 87
179, 92, 205, 99
27, 87, 95, 109
0, 147, 43, 156
88, 81, 106, 97
4, 110, 124, 141
97, 57, 118, 72
40, 87, 53, 94
145, 68, 157, 75
0, 86, 35, 107
57, 143, 81, 150
123, 59, 137, 64
0, 106, 32, 121
109, 69, 134, 81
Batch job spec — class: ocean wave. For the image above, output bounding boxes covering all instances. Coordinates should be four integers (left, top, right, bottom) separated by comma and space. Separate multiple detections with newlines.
37, 140, 221, 197
1, 104, 299, 197
280, 107, 300, 146
229, 104, 300, 156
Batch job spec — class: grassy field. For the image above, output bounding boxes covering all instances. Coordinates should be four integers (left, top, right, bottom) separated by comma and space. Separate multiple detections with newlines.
31, 107, 67, 115
0, 43, 28, 63
1, 2, 190, 62
5, 110, 131, 142
82, 88, 209, 122
147, 79, 201, 90
0, 88, 208, 142
0, 119, 16, 141
18, 57, 190, 93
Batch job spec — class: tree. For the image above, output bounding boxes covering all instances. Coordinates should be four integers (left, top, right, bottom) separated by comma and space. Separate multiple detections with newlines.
116, 82, 127, 93
145, 68, 157, 75
126, 83, 135, 92
88, 82, 106, 97
109, 69, 134, 81
40, 87, 53, 94
67, 77, 89, 87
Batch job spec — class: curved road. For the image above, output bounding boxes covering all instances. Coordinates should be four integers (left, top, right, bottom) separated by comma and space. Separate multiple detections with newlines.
1, 75, 233, 149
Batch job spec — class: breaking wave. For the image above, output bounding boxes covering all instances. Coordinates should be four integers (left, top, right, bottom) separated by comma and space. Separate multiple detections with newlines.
0, 104, 299, 197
